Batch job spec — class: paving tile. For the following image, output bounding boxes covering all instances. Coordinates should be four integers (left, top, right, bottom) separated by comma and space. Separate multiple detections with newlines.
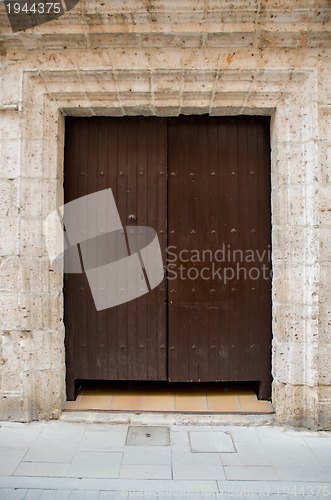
268, 452, 331, 482
175, 393, 208, 412
172, 452, 225, 480
224, 465, 279, 481
23, 438, 78, 463
100, 492, 128, 499
190, 431, 235, 453
171, 425, 214, 432
14, 461, 69, 477
170, 431, 190, 452
110, 394, 143, 411
54, 491, 71, 500
78, 430, 126, 452
119, 464, 172, 479
185, 495, 217, 500
234, 440, 269, 455
38, 422, 86, 441
143, 393, 175, 411
0, 447, 28, 475
215, 495, 260, 500
86, 424, 129, 433
127, 494, 157, 499
220, 451, 272, 466
24, 490, 43, 500
256, 429, 312, 454
0, 426, 41, 448
222, 426, 260, 442
0, 490, 14, 500
66, 451, 122, 478
0, 490, 28, 499
207, 394, 241, 412
69, 490, 100, 499
304, 437, 331, 465
78, 395, 112, 410
122, 445, 171, 465
38, 491, 56, 500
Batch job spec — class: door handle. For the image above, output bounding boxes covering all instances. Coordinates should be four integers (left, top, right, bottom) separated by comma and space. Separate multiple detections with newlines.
128, 214, 137, 222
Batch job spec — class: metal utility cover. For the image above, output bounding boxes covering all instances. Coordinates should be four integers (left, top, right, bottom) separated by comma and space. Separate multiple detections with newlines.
126, 426, 170, 446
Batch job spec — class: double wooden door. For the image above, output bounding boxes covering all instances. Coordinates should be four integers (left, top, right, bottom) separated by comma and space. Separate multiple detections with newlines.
64, 116, 272, 400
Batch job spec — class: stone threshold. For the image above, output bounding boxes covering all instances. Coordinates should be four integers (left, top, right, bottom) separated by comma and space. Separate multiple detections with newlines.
60, 410, 276, 426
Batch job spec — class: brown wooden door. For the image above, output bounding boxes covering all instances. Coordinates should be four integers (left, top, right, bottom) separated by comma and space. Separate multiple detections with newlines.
64, 117, 168, 399
167, 116, 272, 398
64, 115, 271, 400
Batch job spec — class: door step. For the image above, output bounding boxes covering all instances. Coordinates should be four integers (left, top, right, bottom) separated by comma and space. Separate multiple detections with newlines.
60, 411, 275, 426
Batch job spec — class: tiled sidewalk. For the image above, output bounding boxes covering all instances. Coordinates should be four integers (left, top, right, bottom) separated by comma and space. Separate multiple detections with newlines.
0, 421, 330, 499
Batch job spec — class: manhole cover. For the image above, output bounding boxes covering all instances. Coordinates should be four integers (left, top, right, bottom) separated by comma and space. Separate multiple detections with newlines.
126, 426, 170, 446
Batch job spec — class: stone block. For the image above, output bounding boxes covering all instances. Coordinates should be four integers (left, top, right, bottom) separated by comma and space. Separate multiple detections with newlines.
273, 184, 318, 227
21, 330, 65, 371
0, 257, 20, 292
273, 100, 316, 145
0, 330, 23, 373
0, 111, 22, 140
28, 370, 63, 420
272, 262, 319, 306
272, 141, 319, 187
0, 293, 43, 330
318, 107, 331, 142
318, 386, 331, 402
0, 217, 19, 256
317, 401, 331, 430
318, 345, 331, 385
319, 227, 331, 263
319, 263, 331, 305
317, 65, 331, 105
319, 185, 331, 226
0, 139, 21, 179
19, 178, 58, 218
272, 226, 318, 264
0, 394, 28, 422
19, 218, 45, 257
319, 306, 331, 344
0, 371, 23, 393
272, 303, 319, 343
0, 180, 14, 217
272, 382, 317, 429
21, 139, 44, 178
273, 340, 318, 386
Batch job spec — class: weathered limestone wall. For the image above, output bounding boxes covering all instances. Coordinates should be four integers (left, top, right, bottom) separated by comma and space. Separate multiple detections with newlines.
0, 0, 330, 428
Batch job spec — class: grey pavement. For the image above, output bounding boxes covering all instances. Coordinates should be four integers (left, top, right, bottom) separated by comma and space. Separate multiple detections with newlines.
0, 421, 330, 498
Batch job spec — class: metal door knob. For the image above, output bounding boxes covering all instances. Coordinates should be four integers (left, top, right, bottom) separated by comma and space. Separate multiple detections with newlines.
128, 214, 137, 221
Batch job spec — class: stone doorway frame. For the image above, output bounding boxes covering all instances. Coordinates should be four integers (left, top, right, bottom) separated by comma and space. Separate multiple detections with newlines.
19, 66, 320, 426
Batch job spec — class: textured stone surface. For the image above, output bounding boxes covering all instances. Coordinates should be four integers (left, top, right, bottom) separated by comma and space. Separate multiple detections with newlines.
0, 0, 330, 429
